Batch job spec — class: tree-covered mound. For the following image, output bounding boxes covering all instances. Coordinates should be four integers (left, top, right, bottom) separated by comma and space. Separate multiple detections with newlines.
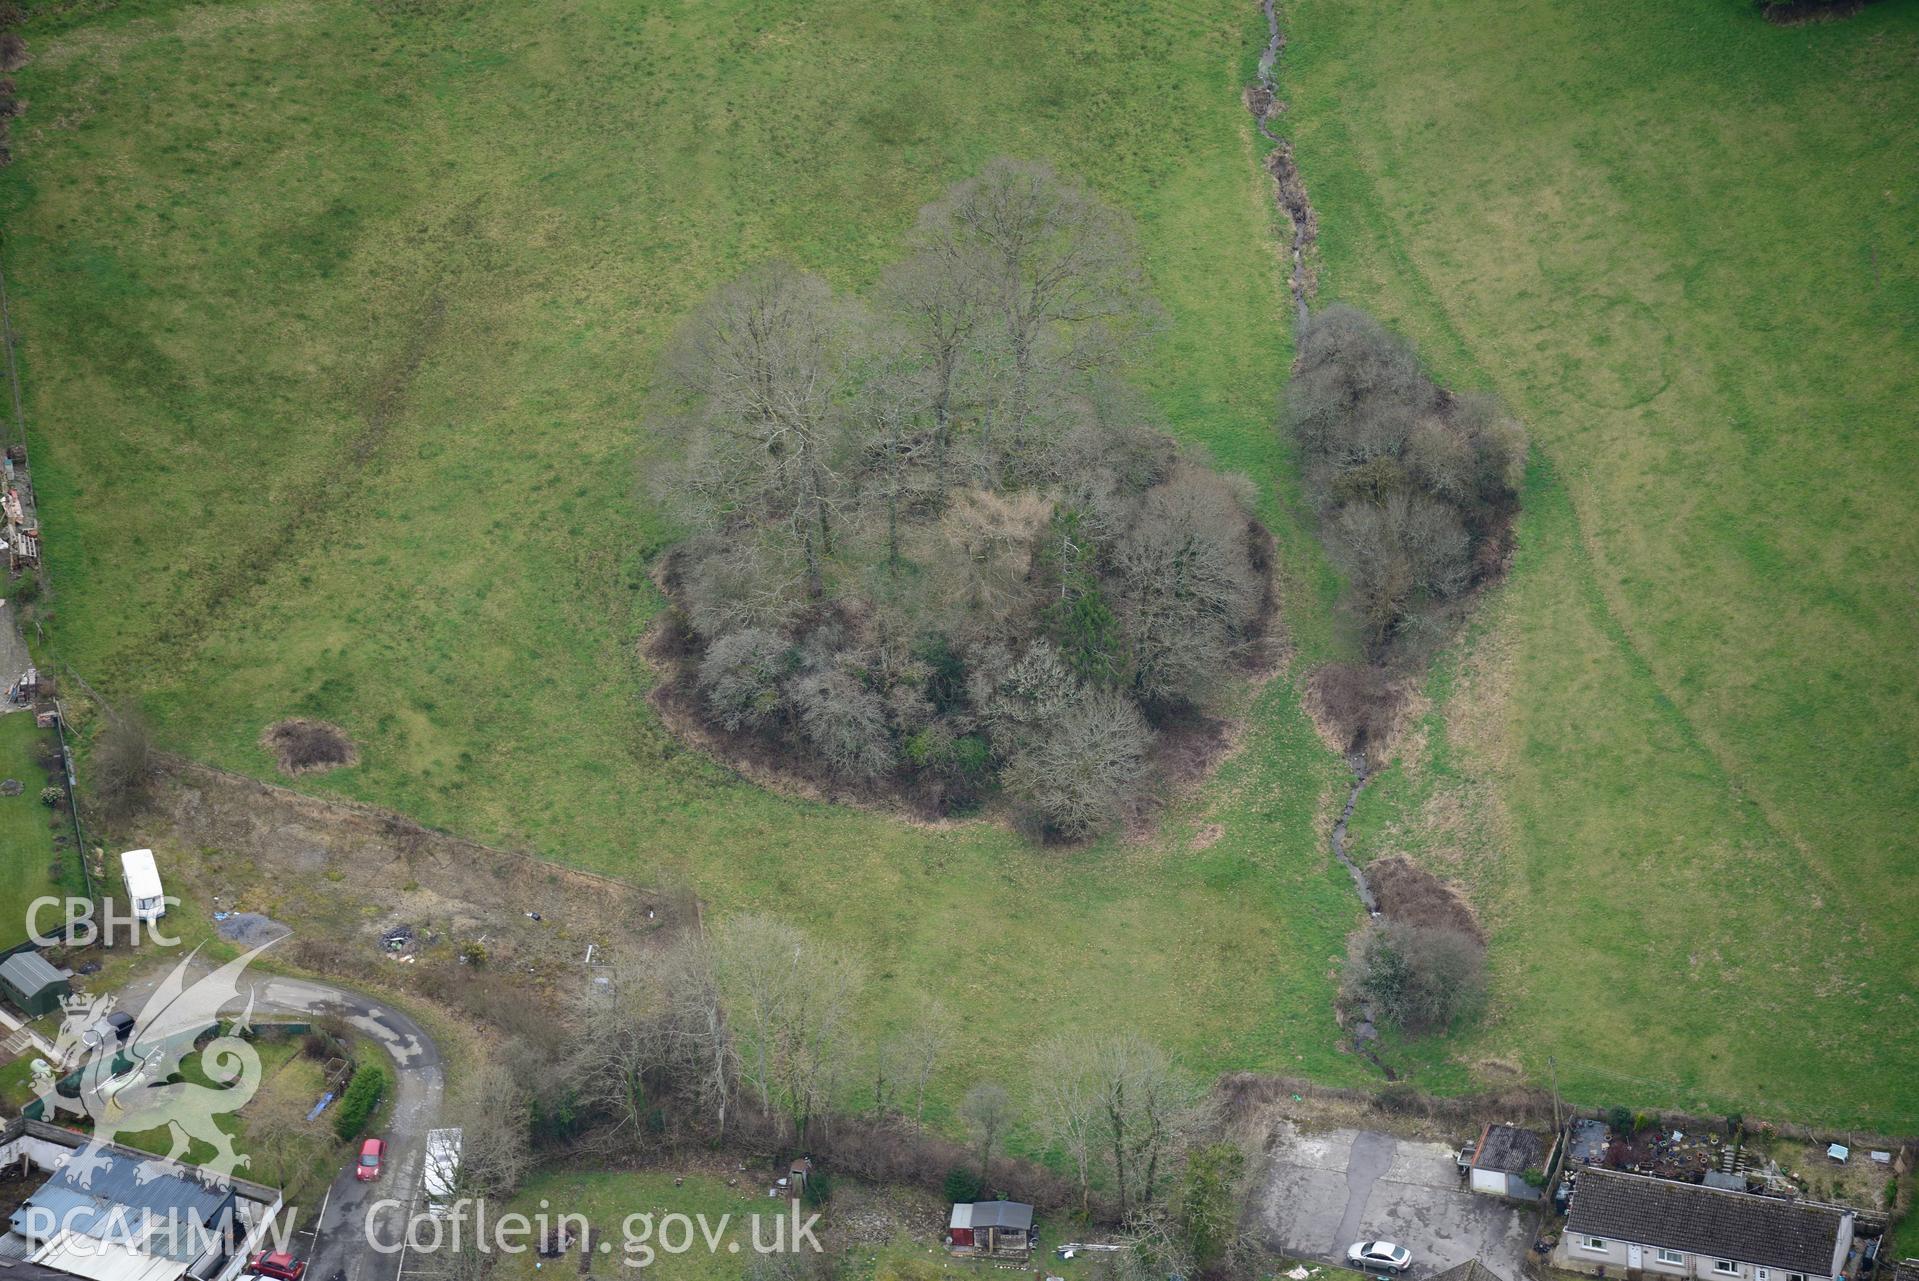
650, 160, 1273, 841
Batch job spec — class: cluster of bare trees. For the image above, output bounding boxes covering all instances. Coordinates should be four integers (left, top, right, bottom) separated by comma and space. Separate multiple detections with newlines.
1283, 307, 1519, 1038
1027, 1032, 1208, 1221
657, 159, 1269, 840
568, 933, 739, 1143
1286, 305, 1525, 657
555, 914, 939, 1154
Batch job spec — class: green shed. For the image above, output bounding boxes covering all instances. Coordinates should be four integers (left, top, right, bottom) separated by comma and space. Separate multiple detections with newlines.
0, 950, 70, 1017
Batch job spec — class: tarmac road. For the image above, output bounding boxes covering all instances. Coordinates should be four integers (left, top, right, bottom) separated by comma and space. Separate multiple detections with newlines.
258, 977, 443, 1281
111, 960, 445, 1281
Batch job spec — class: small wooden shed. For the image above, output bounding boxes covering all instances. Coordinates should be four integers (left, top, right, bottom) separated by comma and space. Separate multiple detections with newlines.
0, 950, 71, 1016
947, 1201, 1034, 1256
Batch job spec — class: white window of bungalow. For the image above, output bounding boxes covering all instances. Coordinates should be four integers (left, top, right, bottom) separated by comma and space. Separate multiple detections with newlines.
1713, 1261, 1740, 1275
1657, 1250, 1686, 1267
1582, 1239, 1608, 1253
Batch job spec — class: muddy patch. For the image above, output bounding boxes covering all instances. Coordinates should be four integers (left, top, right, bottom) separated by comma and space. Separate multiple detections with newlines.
214, 910, 290, 947
1368, 855, 1484, 944
1302, 663, 1411, 763
1152, 711, 1236, 792
261, 718, 357, 776
1759, 0, 1872, 21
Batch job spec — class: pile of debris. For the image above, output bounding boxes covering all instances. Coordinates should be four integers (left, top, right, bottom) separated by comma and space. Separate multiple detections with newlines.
2, 443, 39, 571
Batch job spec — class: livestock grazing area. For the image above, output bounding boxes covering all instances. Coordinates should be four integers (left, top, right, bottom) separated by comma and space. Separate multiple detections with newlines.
1287, 0, 1919, 1123
0, 0, 1362, 1123
0, 0, 1914, 1142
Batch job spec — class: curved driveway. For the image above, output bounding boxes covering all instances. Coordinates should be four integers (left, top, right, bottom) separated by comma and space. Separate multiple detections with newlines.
253, 976, 443, 1281
112, 962, 444, 1281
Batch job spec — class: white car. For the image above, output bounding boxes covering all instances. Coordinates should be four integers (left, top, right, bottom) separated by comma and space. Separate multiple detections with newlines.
1348, 1241, 1413, 1274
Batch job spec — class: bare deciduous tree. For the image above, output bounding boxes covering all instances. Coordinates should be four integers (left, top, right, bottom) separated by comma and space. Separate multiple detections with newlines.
882, 238, 988, 479
900, 999, 952, 1128
1331, 493, 1470, 652
1343, 920, 1487, 1035
959, 1082, 1014, 1177
715, 913, 862, 1142
1000, 684, 1152, 840
917, 157, 1149, 471
653, 935, 735, 1139
1112, 464, 1263, 706
861, 1035, 901, 1119
569, 969, 662, 1139
698, 627, 792, 732
666, 262, 863, 601
713, 914, 796, 1116
1031, 1032, 1100, 1215
1287, 305, 1433, 467
453, 1060, 531, 1199
932, 488, 1051, 627
1283, 303, 1526, 660
1031, 1031, 1202, 1221
853, 357, 938, 576
89, 713, 154, 820
791, 666, 896, 780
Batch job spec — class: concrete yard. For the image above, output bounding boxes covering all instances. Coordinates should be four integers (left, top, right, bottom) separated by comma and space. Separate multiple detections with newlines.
1253, 1124, 1537, 1280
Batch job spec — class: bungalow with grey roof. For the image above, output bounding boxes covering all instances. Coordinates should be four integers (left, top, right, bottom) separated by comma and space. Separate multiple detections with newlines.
1553, 1169, 1854, 1281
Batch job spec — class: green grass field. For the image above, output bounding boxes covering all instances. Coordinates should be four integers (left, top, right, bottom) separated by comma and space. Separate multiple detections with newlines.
0, 0, 1362, 1129
1285, 0, 1919, 1125
0, 712, 77, 949
5, 0, 1916, 1138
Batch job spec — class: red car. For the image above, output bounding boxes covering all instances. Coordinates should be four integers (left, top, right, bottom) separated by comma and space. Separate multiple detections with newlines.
248, 1252, 306, 1281
355, 1137, 385, 1182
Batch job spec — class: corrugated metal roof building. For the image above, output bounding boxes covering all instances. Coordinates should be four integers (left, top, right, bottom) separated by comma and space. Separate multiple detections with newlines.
31, 1233, 187, 1281
10, 1153, 236, 1263
945, 1201, 1033, 1257
0, 953, 70, 1018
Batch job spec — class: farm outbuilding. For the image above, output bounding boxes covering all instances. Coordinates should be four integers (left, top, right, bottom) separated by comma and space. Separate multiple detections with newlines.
0, 949, 70, 1016
1468, 1123, 1551, 1200
947, 1200, 1034, 1257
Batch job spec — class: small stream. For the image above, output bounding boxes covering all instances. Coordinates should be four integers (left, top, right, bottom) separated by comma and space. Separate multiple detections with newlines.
1330, 751, 1378, 914
1250, 0, 1393, 1076
1330, 749, 1396, 1078
1252, 0, 1314, 331
1253, 0, 1284, 145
